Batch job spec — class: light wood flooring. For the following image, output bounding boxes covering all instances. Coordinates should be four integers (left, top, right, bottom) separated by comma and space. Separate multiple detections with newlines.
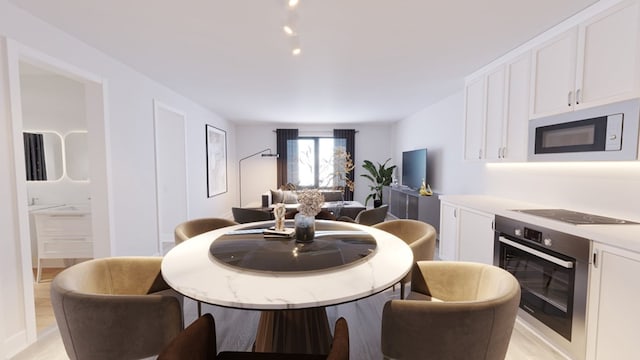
14, 284, 569, 360
32, 268, 65, 333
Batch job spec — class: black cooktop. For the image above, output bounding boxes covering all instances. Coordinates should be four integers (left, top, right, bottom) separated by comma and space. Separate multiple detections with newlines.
513, 209, 639, 225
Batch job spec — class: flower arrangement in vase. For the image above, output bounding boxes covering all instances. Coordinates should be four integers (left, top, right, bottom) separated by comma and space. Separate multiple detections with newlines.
295, 189, 324, 243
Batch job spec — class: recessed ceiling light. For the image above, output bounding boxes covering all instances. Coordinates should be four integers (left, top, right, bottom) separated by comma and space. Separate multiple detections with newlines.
292, 48, 301, 56
283, 25, 294, 35
288, 0, 299, 8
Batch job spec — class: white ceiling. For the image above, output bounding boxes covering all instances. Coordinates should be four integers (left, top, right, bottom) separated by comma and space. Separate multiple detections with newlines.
11, 0, 598, 124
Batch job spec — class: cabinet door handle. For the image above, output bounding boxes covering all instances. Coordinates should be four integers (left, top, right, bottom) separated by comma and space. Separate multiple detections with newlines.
568, 91, 573, 107
502, 147, 507, 158
576, 88, 581, 104
478, 149, 482, 159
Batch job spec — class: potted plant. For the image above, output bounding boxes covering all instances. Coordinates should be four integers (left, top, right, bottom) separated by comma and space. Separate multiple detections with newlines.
361, 158, 396, 207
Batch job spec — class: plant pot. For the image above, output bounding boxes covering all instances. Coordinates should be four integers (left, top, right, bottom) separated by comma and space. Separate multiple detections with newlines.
374, 199, 383, 208
294, 213, 315, 243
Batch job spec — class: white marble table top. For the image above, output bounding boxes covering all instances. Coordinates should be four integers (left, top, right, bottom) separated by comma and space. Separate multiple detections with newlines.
161, 220, 413, 310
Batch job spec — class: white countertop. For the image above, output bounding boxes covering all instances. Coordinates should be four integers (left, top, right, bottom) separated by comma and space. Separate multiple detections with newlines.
440, 194, 640, 253
161, 220, 413, 310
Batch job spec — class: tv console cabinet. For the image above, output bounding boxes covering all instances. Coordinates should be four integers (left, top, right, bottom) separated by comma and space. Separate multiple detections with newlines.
382, 186, 440, 232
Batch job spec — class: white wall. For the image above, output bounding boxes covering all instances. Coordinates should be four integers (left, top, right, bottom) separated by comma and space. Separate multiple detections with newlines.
0, 0, 236, 355
235, 123, 394, 207
394, 91, 486, 195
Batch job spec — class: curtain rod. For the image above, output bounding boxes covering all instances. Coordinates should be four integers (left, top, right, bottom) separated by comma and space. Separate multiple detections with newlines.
271, 130, 359, 133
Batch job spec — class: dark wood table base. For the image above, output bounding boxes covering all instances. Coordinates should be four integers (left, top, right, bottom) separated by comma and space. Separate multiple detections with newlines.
255, 308, 332, 354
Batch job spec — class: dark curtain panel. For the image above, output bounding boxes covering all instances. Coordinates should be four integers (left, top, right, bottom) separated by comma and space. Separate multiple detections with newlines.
23, 132, 47, 181
333, 129, 356, 201
276, 129, 298, 188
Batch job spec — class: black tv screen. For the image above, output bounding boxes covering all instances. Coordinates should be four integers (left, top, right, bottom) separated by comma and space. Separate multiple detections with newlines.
402, 148, 427, 191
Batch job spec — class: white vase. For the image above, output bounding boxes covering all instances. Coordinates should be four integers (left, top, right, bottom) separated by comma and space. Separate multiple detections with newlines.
294, 213, 315, 243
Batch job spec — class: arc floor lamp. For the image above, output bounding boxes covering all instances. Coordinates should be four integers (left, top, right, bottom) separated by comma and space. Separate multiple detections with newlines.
238, 148, 279, 207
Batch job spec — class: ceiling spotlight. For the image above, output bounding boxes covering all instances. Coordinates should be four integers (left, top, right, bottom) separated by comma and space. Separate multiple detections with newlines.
288, 0, 299, 8
290, 36, 301, 56
283, 25, 295, 35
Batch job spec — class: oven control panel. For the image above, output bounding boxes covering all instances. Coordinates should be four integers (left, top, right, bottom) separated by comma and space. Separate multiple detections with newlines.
523, 227, 542, 243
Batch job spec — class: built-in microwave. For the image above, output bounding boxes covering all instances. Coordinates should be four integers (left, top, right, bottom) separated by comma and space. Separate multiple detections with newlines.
528, 99, 640, 161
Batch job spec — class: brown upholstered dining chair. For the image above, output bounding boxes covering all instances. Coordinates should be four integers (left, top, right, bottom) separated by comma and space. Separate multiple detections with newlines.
381, 261, 521, 360
50, 257, 184, 360
158, 313, 350, 360
175, 217, 238, 245
174, 217, 237, 315
232, 207, 273, 223
337, 205, 388, 225
373, 219, 436, 298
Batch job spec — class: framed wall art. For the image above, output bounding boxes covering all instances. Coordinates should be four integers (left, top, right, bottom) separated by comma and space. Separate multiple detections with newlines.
206, 124, 228, 197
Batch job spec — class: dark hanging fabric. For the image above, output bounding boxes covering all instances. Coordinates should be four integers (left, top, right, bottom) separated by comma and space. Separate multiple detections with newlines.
23, 132, 47, 181
276, 129, 298, 188
333, 129, 356, 201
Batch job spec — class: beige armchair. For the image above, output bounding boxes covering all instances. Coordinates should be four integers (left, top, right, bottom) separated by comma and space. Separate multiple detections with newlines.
337, 204, 388, 225
373, 219, 436, 298
51, 257, 184, 360
175, 217, 238, 244
381, 261, 521, 360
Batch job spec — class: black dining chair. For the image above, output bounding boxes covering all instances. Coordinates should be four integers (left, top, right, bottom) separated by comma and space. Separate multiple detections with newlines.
232, 207, 273, 224
158, 313, 350, 360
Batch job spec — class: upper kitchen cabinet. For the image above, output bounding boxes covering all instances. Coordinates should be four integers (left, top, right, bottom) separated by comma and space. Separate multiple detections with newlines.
529, 28, 578, 118
530, 0, 640, 119
464, 75, 486, 161
464, 53, 530, 162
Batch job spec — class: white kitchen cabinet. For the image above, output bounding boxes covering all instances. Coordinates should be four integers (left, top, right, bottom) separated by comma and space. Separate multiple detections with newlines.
529, 28, 578, 118
484, 66, 506, 161
530, 0, 640, 119
33, 208, 93, 282
457, 208, 495, 264
576, 0, 640, 108
465, 53, 530, 163
439, 202, 494, 264
586, 243, 640, 360
438, 202, 458, 260
502, 53, 531, 161
464, 75, 486, 161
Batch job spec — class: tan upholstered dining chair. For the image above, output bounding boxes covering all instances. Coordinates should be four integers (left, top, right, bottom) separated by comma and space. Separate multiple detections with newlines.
373, 219, 436, 298
381, 261, 521, 360
174, 217, 238, 244
50, 257, 184, 360
337, 204, 388, 225
158, 313, 350, 360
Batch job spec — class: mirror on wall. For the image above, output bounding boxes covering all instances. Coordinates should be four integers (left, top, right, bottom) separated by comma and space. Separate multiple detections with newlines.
23, 131, 63, 181
65, 132, 89, 181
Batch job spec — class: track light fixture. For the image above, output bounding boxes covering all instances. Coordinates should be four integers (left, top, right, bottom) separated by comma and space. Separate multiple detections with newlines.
283, 0, 302, 55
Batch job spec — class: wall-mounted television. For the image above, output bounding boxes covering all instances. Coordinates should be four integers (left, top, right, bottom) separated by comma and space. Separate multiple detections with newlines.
402, 148, 427, 191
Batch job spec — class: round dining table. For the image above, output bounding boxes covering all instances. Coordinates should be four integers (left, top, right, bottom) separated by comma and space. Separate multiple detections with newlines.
161, 219, 413, 354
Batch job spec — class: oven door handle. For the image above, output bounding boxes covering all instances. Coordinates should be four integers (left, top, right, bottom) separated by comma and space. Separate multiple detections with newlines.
499, 236, 574, 269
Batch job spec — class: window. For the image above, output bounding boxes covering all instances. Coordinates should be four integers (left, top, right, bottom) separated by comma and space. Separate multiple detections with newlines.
286, 137, 346, 188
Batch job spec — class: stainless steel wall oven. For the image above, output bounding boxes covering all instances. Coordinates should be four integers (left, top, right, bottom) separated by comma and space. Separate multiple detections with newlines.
494, 215, 590, 360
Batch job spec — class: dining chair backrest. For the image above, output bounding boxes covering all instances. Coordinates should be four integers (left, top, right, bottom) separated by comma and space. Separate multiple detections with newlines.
373, 219, 437, 298
174, 218, 238, 244
354, 205, 388, 225
51, 257, 184, 360
381, 261, 521, 360
232, 207, 273, 224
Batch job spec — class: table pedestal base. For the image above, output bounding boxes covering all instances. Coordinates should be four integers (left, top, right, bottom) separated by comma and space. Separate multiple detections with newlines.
255, 308, 331, 354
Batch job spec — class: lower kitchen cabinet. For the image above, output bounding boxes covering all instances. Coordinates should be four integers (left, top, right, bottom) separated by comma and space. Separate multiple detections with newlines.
439, 202, 494, 264
587, 243, 640, 360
